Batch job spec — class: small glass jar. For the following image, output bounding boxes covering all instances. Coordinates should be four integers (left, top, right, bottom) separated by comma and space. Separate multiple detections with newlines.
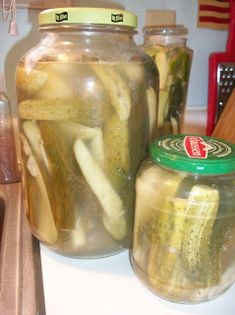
16, 7, 158, 258
142, 10, 193, 136
131, 134, 235, 303
0, 91, 20, 184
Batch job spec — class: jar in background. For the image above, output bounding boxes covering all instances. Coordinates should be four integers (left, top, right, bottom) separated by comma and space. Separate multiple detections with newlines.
16, 7, 158, 258
142, 10, 193, 136
0, 90, 20, 184
131, 134, 235, 303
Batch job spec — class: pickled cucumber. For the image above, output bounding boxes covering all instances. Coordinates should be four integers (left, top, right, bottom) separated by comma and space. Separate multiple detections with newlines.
19, 99, 80, 120
39, 121, 82, 231
146, 172, 185, 280
22, 120, 50, 170
40, 122, 121, 252
170, 50, 191, 81
17, 61, 112, 127
51, 121, 105, 167
144, 45, 192, 135
121, 62, 145, 83
103, 114, 130, 191
147, 198, 188, 298
133, 166, 226, 300
20, 134, 57, 244
17, 59, 154, 257
36, 72, 74, 100
153, 48, 170, 90
146, 87, 157, 138
133, 165, 177, 269
158, 89, 168, 128
90, 63, 131, 121
181, 185, 219, 278
157, 198, 187, 277
22, 121, 56, 215
74, 138, 127, 240
16, 65, 48, 94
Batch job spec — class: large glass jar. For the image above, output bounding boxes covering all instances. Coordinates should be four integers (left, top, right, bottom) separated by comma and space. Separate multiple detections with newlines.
131, 135, 235, 303
142, 10, 192, 136
16, 7, 158, 258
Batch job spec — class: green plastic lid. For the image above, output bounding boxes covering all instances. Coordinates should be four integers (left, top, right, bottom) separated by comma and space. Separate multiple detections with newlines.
39, 7, 137, 28
150, 134, 235, 175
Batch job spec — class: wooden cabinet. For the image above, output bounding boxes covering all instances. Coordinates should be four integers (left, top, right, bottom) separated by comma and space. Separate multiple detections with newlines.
16, 0, 72, 9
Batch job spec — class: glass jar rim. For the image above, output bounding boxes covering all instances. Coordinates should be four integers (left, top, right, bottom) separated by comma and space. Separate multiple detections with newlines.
39, 23, 137, 35
143, 24, 188, 36
39, 7, 137, 29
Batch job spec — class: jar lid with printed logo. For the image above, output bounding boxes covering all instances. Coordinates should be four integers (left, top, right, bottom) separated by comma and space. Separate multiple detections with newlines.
150, 134, 235, 175
38, 7, 137, 28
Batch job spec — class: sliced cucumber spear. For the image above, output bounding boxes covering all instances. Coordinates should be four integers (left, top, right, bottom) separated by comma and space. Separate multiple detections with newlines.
103, 114, 130, 190
74, 139, 127, 240
22, 120, 50, 171
146, 87, 157, 138
90, 64, 131, 121
181, 185, 219, 274
20, 133, 57, 244
16, 66, 48, 94
147, 172, 186, 281
58, 121, 105, 167
18, 99, 80, 121
154, 49, 169, 90
157, 198, 187, 278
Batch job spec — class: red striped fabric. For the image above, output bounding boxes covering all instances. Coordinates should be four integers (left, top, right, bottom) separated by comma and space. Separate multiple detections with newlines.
198, 0, 230, 29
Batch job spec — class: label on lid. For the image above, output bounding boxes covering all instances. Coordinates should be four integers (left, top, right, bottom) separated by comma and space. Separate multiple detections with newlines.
184, 136, 208, 159
150, 134, 235, 175
111, 13, 124, 23
55, 12, 68, 23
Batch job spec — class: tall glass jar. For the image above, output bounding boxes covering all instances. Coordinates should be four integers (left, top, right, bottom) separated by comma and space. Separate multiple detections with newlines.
16, 7, 158, 258
142, 10, 192, 136
131, 135, 235, 303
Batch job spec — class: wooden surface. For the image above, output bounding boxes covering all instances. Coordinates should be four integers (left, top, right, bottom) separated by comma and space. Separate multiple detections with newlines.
212, 88, 235, 143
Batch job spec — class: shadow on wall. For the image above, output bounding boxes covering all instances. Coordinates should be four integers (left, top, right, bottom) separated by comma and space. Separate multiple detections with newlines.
5, 10, 41, 116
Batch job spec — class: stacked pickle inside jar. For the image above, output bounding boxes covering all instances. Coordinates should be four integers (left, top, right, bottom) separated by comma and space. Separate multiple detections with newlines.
145, 45, 191, 134
16, 58, 157, 257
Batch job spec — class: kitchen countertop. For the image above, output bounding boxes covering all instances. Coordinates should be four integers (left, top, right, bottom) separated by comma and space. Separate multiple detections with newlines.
41, 246, 235, 315
0, 183, 45, 315
40, 108, 235, 315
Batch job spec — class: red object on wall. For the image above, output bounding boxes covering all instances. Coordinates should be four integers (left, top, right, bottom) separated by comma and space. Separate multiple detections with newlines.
198, 0, 230, 30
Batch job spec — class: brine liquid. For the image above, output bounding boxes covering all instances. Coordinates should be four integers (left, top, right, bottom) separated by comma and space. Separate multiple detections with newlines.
17, 60, 157, 257
144, 45, 192, 136
131, 164, 235, 302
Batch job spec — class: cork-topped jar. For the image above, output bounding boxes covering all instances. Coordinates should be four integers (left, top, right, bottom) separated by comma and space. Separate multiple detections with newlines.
142, 10, 193, 136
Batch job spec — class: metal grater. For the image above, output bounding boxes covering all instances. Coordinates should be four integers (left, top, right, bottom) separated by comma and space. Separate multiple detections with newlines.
207, 1, 235, 136
216, 62, 235, 121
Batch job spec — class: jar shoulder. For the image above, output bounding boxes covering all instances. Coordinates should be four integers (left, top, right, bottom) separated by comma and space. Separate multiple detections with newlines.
20, 32, 155, 65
